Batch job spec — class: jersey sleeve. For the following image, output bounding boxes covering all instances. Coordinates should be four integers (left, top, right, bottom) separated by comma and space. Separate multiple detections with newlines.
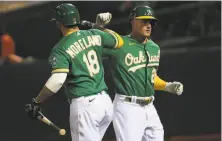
102, 48, 115, 57
91, 29, 124, 49
48, 48, 70, 74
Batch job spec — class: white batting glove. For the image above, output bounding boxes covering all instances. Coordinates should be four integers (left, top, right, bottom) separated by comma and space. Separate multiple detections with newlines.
165, 82, 183, 95
96, 12, 112, 27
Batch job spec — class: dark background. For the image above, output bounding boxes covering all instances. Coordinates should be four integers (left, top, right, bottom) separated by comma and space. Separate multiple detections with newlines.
0, 1, 220, 141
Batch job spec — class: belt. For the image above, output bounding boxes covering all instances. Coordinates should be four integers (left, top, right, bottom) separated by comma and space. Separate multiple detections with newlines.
124, 96, 154, 105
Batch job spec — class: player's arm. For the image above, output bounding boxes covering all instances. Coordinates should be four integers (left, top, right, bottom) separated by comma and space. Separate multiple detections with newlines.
102, 48, 115, 57
94, 12, 123, 48
154, 73, 167, 90
35, 73, 67, 103
104, 29, 123, 49
24, 48, 69, 120
95, 29, 124, 49
80, 13, 124, 49
25, 73, 67, 120
35, 48, 70, 103
154, 73, 183, 95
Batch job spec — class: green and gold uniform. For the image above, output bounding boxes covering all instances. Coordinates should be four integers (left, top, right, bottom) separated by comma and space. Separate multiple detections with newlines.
104, 35, 160, 97
49, 29, 121, 99
110, 5, 166, 141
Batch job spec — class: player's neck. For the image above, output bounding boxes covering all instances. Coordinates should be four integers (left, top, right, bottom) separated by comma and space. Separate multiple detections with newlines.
131, 33, 149, 44
63, 27, 79, 36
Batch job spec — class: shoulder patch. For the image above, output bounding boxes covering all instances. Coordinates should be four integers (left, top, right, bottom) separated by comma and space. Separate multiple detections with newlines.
49, 55, 58, 68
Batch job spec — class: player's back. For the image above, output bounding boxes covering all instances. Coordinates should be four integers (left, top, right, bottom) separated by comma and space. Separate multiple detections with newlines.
50, 29, 107, 99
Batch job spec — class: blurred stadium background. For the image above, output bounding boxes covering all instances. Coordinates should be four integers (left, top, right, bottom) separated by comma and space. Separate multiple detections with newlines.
0, 1, 220, 141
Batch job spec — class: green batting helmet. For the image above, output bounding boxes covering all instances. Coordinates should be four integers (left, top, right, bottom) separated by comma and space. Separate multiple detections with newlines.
51, 3, 80, 26
129, 5, 158, 22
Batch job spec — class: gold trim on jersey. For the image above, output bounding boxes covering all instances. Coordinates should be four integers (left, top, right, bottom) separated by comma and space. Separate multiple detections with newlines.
104, 29, 124, 48
51, 69, 69, 73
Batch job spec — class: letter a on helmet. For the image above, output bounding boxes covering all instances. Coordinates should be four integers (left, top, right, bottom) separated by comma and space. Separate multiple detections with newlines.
129, 5, 158, 22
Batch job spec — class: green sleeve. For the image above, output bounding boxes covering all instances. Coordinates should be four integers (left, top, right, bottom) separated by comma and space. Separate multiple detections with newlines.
91, 29, 123, 49
102, 48, 115, 57
48, 48, 70, 73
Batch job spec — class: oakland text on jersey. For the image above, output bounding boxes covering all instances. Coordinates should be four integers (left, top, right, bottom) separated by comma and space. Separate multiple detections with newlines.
66, 35, 102, 58
125, 50, 160, 72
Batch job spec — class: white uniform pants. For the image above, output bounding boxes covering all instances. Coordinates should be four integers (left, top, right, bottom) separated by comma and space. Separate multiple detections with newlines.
69, 91, 113, 141
113, 94, 164, 141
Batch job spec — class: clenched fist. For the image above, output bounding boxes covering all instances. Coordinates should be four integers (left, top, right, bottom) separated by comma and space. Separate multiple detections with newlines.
165, 82, 183, 95
96, 12, 112, 27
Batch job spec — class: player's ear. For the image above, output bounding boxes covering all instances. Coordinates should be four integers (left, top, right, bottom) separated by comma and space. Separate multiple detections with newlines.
130, 19, 136, 27
56, 21, 61, 29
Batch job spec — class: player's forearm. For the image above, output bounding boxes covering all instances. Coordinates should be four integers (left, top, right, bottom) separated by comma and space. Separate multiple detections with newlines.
93, 23, 123, 47
35, 86, 54, 103
154, 74, 167, 91
80, 21, 123, 48
35, 73, 67, 103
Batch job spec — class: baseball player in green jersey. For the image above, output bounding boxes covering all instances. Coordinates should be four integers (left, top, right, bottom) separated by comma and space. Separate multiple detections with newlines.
93, 6, 184, 141
24, 3, 124, 141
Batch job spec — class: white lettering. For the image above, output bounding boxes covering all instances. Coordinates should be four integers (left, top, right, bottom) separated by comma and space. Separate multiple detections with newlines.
82, 38, 90, 48
70, 45, 79, 55
146, 51, 160, 62
124, 51, 160, 72
88, 36, 96, 46
139, 51, 146, 63
134, 57, 139, 64
66, 47, 76, 58
125, 53, 133, 66
78, 39, 86, 50
74, 42, 82, 53
65, 35, 103, 58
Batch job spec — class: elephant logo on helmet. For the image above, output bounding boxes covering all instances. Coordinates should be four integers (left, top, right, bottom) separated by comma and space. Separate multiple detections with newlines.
145, 9, 153, 16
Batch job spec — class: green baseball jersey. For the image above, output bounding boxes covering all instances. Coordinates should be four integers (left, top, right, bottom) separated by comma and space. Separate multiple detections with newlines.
104, 35, 160, 97
48, 29, 120, 99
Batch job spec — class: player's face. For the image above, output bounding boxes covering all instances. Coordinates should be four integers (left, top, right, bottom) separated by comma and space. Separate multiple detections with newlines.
132, 19, 152, 37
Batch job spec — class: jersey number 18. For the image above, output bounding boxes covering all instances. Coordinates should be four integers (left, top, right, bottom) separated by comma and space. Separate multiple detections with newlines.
83, 50, 100, 77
